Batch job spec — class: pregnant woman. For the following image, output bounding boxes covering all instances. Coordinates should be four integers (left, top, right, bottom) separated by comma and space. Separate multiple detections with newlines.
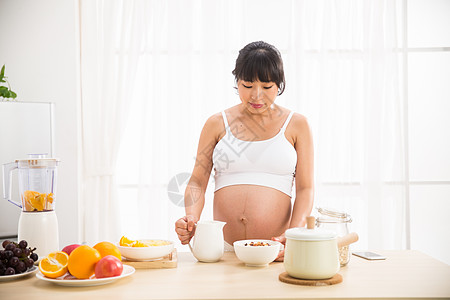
175, 41, 314, 261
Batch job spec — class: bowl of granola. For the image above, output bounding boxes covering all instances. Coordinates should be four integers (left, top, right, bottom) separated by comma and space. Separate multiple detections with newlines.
233, 239, 281, 267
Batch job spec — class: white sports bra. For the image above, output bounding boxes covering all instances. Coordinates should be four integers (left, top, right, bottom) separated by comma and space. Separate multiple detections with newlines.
213, 111, 297, 197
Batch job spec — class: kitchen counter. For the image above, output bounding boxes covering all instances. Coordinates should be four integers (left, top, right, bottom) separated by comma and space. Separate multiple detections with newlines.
2, 250, 450, 299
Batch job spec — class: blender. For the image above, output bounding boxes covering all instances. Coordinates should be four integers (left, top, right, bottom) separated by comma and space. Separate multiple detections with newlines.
2, 154, 60, 259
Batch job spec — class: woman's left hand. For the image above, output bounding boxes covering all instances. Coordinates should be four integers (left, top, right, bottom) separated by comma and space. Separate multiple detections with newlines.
272, 234, 286, 262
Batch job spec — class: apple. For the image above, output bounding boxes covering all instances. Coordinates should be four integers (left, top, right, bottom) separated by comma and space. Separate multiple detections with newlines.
62, 244, 81, 256
95, 255, 123, 278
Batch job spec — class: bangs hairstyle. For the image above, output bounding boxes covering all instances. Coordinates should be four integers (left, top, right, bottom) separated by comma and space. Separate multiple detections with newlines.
232, 41, 286, 95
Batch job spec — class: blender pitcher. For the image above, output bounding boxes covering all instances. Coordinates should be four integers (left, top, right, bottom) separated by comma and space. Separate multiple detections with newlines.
2, 154, 60, 259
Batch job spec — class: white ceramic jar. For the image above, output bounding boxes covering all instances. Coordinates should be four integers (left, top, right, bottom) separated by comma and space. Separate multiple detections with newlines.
284, 218, 340, 280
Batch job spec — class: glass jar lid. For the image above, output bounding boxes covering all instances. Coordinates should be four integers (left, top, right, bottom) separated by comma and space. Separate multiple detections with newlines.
317, 207, 352, 223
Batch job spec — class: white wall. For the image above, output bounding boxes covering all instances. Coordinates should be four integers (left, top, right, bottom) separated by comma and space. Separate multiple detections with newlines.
0, 0, 80, 247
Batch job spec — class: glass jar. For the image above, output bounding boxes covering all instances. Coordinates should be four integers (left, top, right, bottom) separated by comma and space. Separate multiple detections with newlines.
316, 207, 352, 267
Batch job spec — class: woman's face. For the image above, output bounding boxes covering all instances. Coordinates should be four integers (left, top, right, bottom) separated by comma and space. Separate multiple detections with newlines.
237, 79, 279, 114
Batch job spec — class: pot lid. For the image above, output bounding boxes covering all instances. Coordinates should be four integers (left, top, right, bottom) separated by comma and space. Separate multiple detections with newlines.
285, 227, 337, 241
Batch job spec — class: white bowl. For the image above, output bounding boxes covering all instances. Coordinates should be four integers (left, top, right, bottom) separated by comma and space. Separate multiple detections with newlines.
233, 239, 281, 267
118, 240, 174, 261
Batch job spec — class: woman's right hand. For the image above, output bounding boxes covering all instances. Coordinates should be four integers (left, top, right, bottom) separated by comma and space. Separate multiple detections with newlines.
175, 215, 198, 244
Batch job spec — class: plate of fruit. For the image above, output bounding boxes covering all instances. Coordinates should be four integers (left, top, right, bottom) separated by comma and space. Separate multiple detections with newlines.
0, 240, 40, 281
35, 241, 135, 287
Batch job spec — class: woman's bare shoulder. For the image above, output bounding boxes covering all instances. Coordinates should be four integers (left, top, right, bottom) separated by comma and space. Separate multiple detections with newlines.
287, 112, 312, 141
202, 112, 226, 141
205, 105, 240, 129
205, 112, 224, 128
290, 112, 309, 126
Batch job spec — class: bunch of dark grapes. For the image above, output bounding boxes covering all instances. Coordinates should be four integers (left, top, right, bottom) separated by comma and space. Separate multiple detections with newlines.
0, 240, 38, 276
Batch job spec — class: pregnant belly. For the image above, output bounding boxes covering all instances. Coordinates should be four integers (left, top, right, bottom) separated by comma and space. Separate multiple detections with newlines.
213, 185, 292, 244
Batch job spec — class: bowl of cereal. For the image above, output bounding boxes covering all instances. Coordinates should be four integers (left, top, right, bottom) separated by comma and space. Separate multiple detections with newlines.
118, 236, 174, 261
233, 239, 281, 267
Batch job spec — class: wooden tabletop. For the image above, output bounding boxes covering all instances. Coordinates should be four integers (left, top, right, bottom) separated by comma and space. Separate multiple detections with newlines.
2, 250, 450, 299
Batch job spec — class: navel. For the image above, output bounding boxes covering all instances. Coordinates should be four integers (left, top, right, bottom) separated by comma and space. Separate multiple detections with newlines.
240, 215, 248, 225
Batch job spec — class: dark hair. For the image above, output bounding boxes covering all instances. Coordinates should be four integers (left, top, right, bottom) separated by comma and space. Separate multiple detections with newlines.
232, 41, 285, 96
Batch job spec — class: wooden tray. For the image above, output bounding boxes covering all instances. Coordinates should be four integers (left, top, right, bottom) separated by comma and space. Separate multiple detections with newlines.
279, 272, 342, 286
122, 249, 177, 269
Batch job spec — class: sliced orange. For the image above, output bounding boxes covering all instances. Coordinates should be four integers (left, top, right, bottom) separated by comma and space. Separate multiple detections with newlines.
46, 193, 54, 210
39, 251, 69, 278
22, 190, 52, 211
23, 190, 39, 200
47, 193, 54, 203
119, 236, 136, 247
23, 190, 39, 211
31, 193, 46, 211
94, 241, 122, 261
133, 241, 149, 247
22, 194, 34, 211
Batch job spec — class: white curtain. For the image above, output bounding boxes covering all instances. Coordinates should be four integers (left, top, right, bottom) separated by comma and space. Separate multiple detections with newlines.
79, 0, 143, 244
80, 0, 405, 250
288, 1, 406, 250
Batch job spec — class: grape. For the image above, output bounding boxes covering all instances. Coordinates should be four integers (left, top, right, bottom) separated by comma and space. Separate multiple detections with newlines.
16, 261, 26, 273
25, 258, 34, 268
22, 248, 30, 256
13, 248, 22, 257
2, 240, 11, 248
9, 256, 19, 267
0, 240, 39, 276
30, 253, 38, 262
5, 267, 15, 275
4, 250, 13, 260
19, 240, 28, 249
5, 243, 16, 251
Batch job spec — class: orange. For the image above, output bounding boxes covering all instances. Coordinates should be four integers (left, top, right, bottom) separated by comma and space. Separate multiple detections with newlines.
133, 241, 149, 247
46, 193, 54, 210
119, 236, 136, 247
93, 241, 122, 261
39, 251, 69, 278
21, 191, 55, 211
31, 193, 45, 211
22, 194, 33, 211
47, 193, 54, 203
68, 245, 101, 279
23, 190, 40, 211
